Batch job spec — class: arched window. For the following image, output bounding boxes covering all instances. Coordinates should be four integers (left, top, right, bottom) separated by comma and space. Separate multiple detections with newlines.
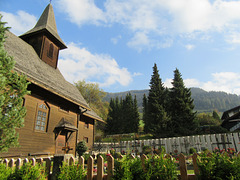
35, 103, 49, 131
48, 43, 54, 59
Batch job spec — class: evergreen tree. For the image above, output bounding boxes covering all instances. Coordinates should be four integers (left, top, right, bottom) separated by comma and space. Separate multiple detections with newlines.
212, 110, 220, 120
142, 93, 149, 133
132, 95, 140, 133
0, 16, 29, 152
147, 63, 168, 137
122, 93, 134, 133
105, 98, 117, 135
105, 94, 140, 134
169, 68, 196, 136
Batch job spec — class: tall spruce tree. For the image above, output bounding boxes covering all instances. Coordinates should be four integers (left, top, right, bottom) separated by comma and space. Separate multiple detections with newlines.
132, 95, 140, 133
105, 98, 116, 135
147, 63, 168, 137
0, 16, 29, 152
122, 93, 135, 133
105, 93, 140, 134
169, 68, 196, 136
142, 93, 149, 133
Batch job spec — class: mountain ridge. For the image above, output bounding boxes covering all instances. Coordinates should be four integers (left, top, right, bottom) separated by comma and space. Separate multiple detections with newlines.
104, 87, 240, 113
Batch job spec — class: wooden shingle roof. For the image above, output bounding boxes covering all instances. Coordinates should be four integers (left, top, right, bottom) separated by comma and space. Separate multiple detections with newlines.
4, 31, 103, 122
20, 4, 67, 49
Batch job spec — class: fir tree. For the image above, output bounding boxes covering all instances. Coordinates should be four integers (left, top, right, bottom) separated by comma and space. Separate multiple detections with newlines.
0, 16, 29, 152
169, 68, 196, 136
105, 98, 116, 135
147, 63, 168, 137
142, 93, 149, 133
105, 93, 140, 134
132, 95, 140, 133
122, 93, 134, 133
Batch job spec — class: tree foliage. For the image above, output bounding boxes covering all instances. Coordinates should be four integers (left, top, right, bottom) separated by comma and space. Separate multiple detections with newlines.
0, 16, 29, 152
143, 65, 196, 137
74, 80, 109, 120
145, 63, 169, 137
105, 93, 140, 135
168, 68, 196, 136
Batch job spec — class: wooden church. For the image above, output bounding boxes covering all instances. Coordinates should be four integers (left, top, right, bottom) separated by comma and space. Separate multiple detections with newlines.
1, 4, 104, 157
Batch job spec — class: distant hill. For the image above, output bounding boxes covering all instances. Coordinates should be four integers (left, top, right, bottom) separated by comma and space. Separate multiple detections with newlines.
104, 88, 240, 113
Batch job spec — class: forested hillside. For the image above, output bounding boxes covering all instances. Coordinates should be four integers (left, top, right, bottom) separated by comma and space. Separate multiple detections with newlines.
104, 88, 240, 113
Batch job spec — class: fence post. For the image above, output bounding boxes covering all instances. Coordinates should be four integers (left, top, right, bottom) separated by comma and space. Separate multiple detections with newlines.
87, 156, 94, 180
79, 156, 84, 170
3, 159, 8, 167
97, 155, 104, 180
192, 153, 199, 177
9, 159, 15, 169
130, 154, 135, 159
36, 158, 44, 166
179, 153, 188, 180
69, 156, 75, 165
44, 157, 51, 179
16, 158, 21, 170
30, 158, 36, 166
107, 155, 114, 180
23, 158, 29, 164
141, 154, 148, 172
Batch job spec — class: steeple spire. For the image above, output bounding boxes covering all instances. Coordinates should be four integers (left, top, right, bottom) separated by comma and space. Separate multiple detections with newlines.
19, 4, 67, 69
20, 4, 67, 49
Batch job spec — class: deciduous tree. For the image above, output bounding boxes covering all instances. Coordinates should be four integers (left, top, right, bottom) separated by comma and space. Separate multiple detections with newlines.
75, 80, 109, 120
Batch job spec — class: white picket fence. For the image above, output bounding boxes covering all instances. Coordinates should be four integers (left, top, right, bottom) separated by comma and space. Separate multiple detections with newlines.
93, 132, 240, 154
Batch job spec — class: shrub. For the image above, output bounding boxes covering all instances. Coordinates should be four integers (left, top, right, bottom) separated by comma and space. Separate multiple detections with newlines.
197, 151, 240, 180
76, 141, 88, 158
142, 145, 151, 155
144, 153, 178, 180
189, 147, 197, 154
9, 162, 47, 180
0, 163, 13, 180
57, 162, 86, 180
113, 154, 145, 180
113, 153, 177, 180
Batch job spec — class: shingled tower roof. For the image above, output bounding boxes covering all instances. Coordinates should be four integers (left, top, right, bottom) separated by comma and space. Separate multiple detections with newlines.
20, 4, 67, 49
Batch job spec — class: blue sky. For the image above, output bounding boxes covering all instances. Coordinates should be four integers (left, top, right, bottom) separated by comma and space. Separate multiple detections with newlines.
1, 0, 240, 94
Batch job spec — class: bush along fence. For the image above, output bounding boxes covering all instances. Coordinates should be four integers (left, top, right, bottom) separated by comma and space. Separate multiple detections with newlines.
1, 150, 240, 180
92, 132, 240, 155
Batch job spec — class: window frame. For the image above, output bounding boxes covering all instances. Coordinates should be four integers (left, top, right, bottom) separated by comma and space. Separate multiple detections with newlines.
47, 43, 54, 59
34, 101, 50, 132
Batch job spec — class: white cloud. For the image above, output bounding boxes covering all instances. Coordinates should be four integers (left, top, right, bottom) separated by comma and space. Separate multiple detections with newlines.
164, 72, 240, 95
201, 72, 240, 94
225, 32, 240, 44
0, 11, 37, 35
55, 0, 240, 49
56, 0, 106, 26
58, 42, 133, 87
111, 35, 122, 44
185, 44, 195, 50
133, 72, 142, 77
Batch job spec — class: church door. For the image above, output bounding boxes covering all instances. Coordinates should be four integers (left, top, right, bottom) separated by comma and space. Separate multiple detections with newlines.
55, 134, 66, 154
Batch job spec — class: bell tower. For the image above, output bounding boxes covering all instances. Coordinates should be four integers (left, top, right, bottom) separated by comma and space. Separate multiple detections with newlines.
20, 4, 67, 69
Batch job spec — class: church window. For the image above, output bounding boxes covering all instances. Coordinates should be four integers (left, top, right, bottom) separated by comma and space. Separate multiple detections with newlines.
47, 43, 54, 59
35, 103, 49, 132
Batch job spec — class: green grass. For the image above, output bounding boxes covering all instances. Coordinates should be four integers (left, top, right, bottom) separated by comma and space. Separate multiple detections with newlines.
176, 170, 195, 175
